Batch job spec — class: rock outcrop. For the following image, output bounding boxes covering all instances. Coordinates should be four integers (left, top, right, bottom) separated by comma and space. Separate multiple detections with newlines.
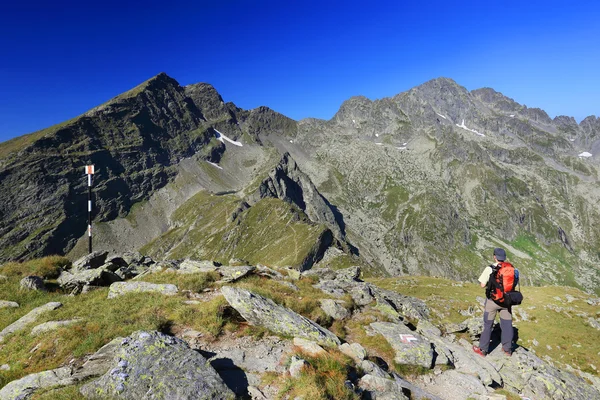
0, 302, 62, 342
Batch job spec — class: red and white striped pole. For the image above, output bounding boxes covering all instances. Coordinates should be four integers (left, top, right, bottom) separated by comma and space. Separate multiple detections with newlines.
85, 165, 95, 254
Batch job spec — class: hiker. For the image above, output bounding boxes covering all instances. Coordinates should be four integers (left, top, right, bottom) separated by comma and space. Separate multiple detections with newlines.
473, 247, 514, 357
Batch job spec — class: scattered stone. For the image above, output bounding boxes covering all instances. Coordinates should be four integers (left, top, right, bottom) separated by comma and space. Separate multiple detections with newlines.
0, 300, 19, 309
460, 316, 484, 337
587, 298, 600, 306
415, 370, 486, 400
80, 331, 234, 399
221, 286, 341, 347
587, 318, 600, 330
358, 374, 409, 400
58, 268, 121, 293
416, 319, 442, 338
0, 367, 76, 400
475, 296, 486, 307
319, 299, 350, 320
0, 302, 62, 342
280, 267, 301, 280
31, 319, 82, 336
293, 337, 326, 356
289, 356, 308, 378
177, 259, 220, 274
371, 287, 430, 321
247, 386, 269, 400
335, 266, 361, 282
107, 281, 178, 299
313, 280, 346, 297
566, 294, 576, 303
302, 267, 338, 281
255, 265, 285, 279
370, 322, 433, 368
347, 282, 374, 306
338, 342, 367, 362
20, 276, 46, 291
533, 338, 539, 346
219, 265, 255, 283
1, 364, 9, 371
279, 281, 300, 291
73, 250, 109, 271
359, 360, 390, 378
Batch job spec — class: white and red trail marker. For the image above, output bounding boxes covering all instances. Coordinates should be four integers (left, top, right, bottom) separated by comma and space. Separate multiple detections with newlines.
399, 334, 418, 344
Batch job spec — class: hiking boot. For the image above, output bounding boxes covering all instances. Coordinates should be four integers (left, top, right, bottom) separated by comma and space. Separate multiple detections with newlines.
502, 348, 512, 357
472, 346, 487, 357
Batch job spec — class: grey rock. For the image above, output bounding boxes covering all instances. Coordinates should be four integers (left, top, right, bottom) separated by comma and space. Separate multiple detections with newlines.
177, 259, 220, 274
416, 369, 487, 400
359, 360, 390, 379
302, 267, 338, 281
73, 251, 109, 271
247, 386, 268, 400
228, 257, 249, 267
370, 322, 433, 368
391, 373, 444, 400
20, 276, 46, 291
416, 319, 442, 338
460, 316, 484, 337
293, 337, 326, 356
58, 268, 121, 293
0, 366, 75, 400
358, 374, 409, 400
588, 318, 600, 330
221, 286, 341, 347
0, 300, 19, 308
0, 302, 62, 342
335, 266, 361, 282
319, 299, 350, 320
338, 342, 367, 362
1, 364, 10, 371
107, 281, 178, 299
72, 337, 123, 380
347, 282, 374, 306
313, 279, 346, 297
280, 267, 301, 280
289, 356, 308, 378
371, 287, 430, 321
219, 265, 255, 282
255, 265, 285, 279
80, 331, 234, 399
31, 319, 82, 336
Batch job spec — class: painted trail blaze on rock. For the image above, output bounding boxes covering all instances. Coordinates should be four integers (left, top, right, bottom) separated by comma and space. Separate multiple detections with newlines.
370, 322, 433, 368
80, 331, 235, 400
221, 286, 341, 347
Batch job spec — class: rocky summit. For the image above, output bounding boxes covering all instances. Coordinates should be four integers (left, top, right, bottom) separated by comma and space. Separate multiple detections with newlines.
0, 73, 599, 399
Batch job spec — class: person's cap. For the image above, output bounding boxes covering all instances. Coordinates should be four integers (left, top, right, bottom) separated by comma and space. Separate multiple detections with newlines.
494, 248, 506, 261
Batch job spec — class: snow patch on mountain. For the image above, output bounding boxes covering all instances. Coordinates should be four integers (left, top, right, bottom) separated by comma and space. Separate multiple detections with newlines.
215, 129, 243, 147
456, 120, 485, 137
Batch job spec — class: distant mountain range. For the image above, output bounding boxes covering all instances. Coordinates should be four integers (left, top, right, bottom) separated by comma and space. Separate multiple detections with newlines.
1, 73, 598, 293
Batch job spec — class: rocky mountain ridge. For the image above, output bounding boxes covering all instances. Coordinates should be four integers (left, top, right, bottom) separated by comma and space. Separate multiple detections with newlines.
1, 73, 599, 293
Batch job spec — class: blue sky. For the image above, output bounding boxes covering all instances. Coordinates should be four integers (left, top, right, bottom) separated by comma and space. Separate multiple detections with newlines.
0, 0, 598, 143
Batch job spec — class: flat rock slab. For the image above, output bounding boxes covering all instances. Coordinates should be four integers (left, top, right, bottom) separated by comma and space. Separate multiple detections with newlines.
80, 331, 234, 399
415, 370, 487, 400
107, 282, 178, 299
0, 302, 62, 342
0, 300, 19, 309
0, 366, 75, 400
319, 299, 350, 320
358, 374, 409, 400
176, 259, 220, 274
222, 286, 341, 347
293, 337, 326, 356
31, 319, 82, 336
73, 251, 109, 271
370, 322, 433, 368
219, 266, 255, 283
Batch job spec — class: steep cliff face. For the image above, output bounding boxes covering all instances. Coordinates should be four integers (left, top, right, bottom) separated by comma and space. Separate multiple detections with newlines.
0, 73, 222, 261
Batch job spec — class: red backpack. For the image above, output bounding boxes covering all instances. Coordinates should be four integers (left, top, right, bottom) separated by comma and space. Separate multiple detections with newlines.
486, 262, 518, 306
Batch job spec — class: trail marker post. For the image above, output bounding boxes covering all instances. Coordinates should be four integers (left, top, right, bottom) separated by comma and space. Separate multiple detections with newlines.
85, 165, 95, 254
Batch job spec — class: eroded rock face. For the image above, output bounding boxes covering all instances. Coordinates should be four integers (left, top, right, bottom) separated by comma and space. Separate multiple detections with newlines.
221, 286, 341, 347
19, 276, 46, 291
80, 331, 235, 399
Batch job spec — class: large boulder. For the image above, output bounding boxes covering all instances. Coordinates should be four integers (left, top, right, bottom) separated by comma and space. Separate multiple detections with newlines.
107, 282, 178, 299
58, 268, 121, 293
371, 287, 429, 322
176, 259, 219, 274
221, 286, 341, 347
19, 276, 46, 291
0, 302, 62, 342
319, 299, 350, 320
370, 322, 433, 368
219, 266, 255, 283
72, 251, 109, 271
80, 331, 235, 399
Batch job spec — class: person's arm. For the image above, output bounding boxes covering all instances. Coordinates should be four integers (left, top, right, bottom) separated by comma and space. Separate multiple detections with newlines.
477, 266, 492, 287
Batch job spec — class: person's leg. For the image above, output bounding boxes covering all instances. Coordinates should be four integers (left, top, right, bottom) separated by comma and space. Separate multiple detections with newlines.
478, 299, 498, 353
499, 307, 513, 353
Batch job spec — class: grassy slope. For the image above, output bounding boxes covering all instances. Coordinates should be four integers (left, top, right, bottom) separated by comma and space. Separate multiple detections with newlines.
141, 191, 329, 268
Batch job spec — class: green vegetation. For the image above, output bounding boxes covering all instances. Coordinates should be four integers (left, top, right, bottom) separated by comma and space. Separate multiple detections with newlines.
276, 349, 359, 400
142, 192, 329, 268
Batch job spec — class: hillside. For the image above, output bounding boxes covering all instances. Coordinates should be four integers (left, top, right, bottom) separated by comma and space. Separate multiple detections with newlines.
0, 256, 599, 399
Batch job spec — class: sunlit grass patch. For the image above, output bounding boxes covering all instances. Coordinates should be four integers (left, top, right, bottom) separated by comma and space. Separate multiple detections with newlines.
1, 256, 70, 279
277, 348, 359, 400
